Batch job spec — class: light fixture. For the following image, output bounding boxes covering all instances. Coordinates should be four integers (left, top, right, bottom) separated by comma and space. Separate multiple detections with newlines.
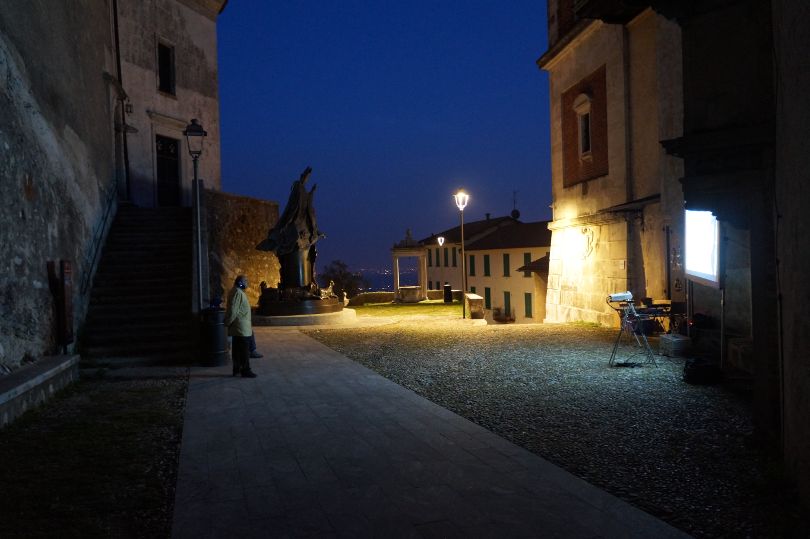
437, 236, 445, 247
183, 118, 207, 158
453, 189, 469, 318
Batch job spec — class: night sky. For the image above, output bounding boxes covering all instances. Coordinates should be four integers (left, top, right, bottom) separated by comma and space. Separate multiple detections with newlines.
218, 0, 551, 270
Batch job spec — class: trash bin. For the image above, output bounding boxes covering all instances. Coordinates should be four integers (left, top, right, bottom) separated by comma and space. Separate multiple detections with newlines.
443, 283, 452, 303
201, 308, 228, 366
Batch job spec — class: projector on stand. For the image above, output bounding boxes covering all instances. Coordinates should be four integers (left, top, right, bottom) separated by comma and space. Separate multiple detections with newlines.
607, 291, 633, 303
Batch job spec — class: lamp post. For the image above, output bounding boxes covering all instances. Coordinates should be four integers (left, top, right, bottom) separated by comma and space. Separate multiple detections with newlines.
183, 118, 207, 312
453, 190, 469, 318
437, 236, 445, 300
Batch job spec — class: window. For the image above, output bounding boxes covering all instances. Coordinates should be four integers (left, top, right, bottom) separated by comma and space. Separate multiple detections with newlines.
503, 253, 510, 277
157, 42, 175, 95
436, 281, 441, 290
470, 286, 476, 294
428, 249, 432, 267
443, 247, 449, 267
579, 112, 591, 155
525, 292, 533, 318
428, 281, 433, 290
483, 255, 491, 276
504, 291, 511, 316
452, 247, 457, 267
484, 287, 491, 309
435, 248, 440, 267
562, 65, 608, 186
523, 252, 532, 277
469, 255, 476, 276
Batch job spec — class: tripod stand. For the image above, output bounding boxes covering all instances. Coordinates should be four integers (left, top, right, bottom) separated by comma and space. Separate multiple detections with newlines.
608, 300, 657, 367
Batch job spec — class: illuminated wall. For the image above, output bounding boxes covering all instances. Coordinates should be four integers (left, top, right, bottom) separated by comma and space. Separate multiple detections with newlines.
540, 8, 683, 326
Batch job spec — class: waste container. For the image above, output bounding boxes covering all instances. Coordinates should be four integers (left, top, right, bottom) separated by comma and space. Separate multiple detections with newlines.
201, 308, 228, 366
443, 283, 452, 303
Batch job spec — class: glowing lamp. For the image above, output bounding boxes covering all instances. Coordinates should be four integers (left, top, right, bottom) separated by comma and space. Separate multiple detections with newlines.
454, 190, 469, 211
437, 236, 445, 246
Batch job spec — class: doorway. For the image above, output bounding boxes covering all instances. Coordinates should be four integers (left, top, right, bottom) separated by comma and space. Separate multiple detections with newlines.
155, 135, 180, 206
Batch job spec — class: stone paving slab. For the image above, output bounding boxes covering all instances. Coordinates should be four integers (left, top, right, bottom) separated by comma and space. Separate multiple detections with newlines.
172, 328, 689, 538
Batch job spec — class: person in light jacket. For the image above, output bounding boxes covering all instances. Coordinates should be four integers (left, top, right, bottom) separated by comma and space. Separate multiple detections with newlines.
225, 275, 257, 378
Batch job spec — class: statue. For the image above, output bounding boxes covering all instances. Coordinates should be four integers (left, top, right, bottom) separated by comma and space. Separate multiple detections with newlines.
256, 167, 341, 316
258, 167, 325, 292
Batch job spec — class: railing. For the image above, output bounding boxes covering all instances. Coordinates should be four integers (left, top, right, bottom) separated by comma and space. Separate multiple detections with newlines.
80, 183, 118, 295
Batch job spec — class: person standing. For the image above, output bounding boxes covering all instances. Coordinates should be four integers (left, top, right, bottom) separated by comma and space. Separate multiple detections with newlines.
225, 275, 257, 378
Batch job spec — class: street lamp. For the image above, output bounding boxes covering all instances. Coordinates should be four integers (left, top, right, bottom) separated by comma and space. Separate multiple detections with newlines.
183, 118, 207, 312
454, 190, 469, 318
437, 236, 445, 299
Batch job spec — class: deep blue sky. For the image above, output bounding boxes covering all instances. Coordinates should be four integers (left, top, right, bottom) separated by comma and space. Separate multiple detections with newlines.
218, 0, 551, 270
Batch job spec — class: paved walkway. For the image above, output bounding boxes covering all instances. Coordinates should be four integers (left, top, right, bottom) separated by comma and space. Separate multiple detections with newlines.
172, 328, 688, 538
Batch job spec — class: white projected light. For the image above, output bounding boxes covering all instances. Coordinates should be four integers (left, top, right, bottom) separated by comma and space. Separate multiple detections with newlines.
684, 209, 720, 287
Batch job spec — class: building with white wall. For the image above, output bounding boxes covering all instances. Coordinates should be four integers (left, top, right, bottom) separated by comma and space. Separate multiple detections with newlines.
420, 216, 551, 324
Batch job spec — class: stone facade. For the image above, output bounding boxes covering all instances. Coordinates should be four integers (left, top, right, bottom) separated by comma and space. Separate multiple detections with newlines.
0, 1, 117, 370
774, 0, 810, 506
539, 8, 684, 327
117, 0, 224, 207
205, 190, 280, 307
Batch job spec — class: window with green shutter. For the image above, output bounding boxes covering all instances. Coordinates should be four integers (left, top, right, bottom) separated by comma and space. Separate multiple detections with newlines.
523, 252, 531, 277
484, 287, 491, 309
525, 292, 533, 318
428, 249, 432, 267
504, 291, 511, 316
470, 286, 476, 294
503, 253, 510, 277
483, 255, 490, 276
469, 255, 476, 276
452, 247, 457, 267
443, 247, 449, 267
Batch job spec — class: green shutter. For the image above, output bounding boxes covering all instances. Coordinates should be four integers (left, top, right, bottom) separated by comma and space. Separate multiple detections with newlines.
443, 247, 449, 267
483, 255, 490, 276
504, 291, 511, 315
470, 286, 476, 294
452, 247, 457, 267
524, 292, 532, 318
503, 253, 510, 277
469, 255, 476, 276
523, 252, 531, 277
428, 249, 432, 267
484, 287, 491, 309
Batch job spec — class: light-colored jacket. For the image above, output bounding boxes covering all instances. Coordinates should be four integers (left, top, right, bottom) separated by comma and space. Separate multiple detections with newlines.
225, 286, 251, 337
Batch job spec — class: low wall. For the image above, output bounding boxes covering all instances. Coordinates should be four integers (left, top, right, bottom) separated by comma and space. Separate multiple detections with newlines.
205, 190, 280, 306
0, 355, 79, 428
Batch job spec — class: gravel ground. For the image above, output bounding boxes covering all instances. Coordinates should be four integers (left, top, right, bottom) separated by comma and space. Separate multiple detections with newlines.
306, 320, 808, 538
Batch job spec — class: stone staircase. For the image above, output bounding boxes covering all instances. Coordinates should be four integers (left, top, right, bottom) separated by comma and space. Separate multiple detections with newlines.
81, 204, 195, 366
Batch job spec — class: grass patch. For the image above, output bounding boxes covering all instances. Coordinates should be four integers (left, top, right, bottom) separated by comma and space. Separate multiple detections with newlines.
352, 299, 462, 317
0, 375, 187, 538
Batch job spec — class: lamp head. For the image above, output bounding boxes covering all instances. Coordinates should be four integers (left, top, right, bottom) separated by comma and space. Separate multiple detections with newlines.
453, 190, 469, 211
183, 118, 207, 158
437, 236, 445, 246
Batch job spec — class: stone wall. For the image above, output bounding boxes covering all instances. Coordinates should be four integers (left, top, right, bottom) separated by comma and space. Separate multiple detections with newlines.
773, 0, 810, 508
0, 1, 116, 370
205, 190, 280, 307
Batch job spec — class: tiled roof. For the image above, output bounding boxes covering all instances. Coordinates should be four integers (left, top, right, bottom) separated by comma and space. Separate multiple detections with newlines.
465, 220, 552, 251
418, 216, 515, 245
517, 254, 550, 273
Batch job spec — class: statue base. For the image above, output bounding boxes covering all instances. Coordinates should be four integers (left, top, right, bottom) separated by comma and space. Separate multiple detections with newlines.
257, 294, 343, 316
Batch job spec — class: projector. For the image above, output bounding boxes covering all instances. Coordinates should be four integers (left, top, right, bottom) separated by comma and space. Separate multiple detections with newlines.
607, 291, 633, 302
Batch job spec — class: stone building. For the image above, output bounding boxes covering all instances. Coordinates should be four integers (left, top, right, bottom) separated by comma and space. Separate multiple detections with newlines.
542, 0, 809, 509
115, 0, 225, 207
538, 3, 684, 327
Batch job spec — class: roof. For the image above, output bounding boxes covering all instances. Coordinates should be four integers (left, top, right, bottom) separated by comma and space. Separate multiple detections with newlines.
418, 216, 516, 245
465, 220, 552, 251
517, 254, 550, 274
